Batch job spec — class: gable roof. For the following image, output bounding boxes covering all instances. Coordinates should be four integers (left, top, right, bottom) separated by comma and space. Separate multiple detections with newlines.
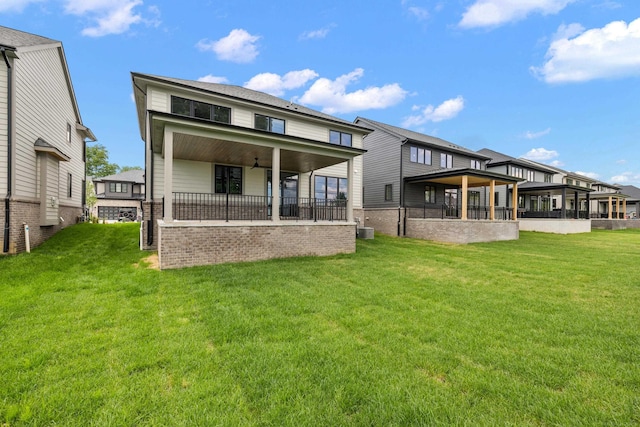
478, 148, 559, 173
94, 169, 144, 184
131, 72, 372, 134
0, 25, 59, 49
618, 185, 640, 200
355, 117, 489, 159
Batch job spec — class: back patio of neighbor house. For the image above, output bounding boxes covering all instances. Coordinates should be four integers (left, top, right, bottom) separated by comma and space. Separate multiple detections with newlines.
132, 73, 370, 269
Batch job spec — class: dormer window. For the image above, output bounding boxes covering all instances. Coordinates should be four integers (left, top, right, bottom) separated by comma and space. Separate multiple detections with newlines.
255, 114, 285, 134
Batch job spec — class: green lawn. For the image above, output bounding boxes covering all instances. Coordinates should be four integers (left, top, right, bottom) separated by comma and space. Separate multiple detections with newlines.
1, 223, 639, 426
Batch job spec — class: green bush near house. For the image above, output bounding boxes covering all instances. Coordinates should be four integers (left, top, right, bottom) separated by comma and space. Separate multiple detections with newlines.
1, 223, 639, 426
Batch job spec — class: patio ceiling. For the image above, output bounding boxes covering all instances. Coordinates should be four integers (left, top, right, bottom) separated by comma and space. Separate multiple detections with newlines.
404, 168, 521, 188
149, 112, 364, 173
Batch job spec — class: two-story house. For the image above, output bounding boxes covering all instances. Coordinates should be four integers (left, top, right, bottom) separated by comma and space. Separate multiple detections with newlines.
132, 73, 371, 269
92, 169, 145, 222
355, 117, 522, 244
1, 26, 95, 254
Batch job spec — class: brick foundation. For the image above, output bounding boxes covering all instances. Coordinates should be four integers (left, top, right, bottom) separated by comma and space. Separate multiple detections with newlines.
157, 220, 357, 269
1, 198, 81, 254
406, 218, 519, 244
363, 207, 405, 236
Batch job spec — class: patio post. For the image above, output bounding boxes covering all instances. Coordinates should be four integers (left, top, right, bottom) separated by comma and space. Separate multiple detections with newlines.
347, 158, 354, 222
616, 197, 621, 219
489, 179, 495, 220
623, 198, 627, 219
272, 147, 280, 222
163, 127, 173, 222
608, 196, 613, 220
461, 175, 468, 220
512, 182, 518, 220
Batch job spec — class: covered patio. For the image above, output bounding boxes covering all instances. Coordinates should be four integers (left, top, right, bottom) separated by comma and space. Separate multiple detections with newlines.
402, 169, 522, 244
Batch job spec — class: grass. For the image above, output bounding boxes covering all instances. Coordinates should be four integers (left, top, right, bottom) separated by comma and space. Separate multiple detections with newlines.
1, 223, 639, 426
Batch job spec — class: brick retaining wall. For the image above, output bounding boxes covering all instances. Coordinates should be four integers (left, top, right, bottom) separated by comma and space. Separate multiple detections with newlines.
157, 221, 356, 269
406, 218, 519, 244
363, 208, 404, 236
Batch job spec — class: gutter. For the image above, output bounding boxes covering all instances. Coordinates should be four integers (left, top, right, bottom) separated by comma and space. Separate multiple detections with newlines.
2, 48, 12, 253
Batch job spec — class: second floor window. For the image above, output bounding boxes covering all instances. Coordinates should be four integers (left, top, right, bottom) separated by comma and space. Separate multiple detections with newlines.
109, 182, 128, 193
527, 170, 535, 181
440, 153, 453, 169
410, 146, 432, 165
511, 166, 524, 178
255, 114, 285, 134
171, 96, 231, 123
330, 130, 352, 147
544, 174, 552, 183
470, 159, 482, 169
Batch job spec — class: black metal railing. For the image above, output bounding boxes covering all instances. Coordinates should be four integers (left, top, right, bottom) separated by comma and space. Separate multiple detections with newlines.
405, 204, 515, 220
170, 193, 348, 222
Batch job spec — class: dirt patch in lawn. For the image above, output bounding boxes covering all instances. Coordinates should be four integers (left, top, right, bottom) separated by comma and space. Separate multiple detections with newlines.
135, 253, 160, 270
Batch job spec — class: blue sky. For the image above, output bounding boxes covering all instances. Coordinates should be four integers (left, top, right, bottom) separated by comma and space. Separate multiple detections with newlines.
2, 0, 639, 185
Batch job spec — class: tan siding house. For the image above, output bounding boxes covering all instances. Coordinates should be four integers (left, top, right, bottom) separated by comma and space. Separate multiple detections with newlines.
0, 26, 95, 254
132, 73, 370, 269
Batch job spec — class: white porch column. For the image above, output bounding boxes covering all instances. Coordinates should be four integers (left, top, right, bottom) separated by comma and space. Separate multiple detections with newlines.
163, 127, 173, 222
347, 158, 354, 222
489, 180, 495, 220
623, 198, 627, 219
272, 147, 280, 223
461, 175, 468, 221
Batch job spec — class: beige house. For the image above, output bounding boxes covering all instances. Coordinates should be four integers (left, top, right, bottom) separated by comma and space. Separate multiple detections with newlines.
0, 26, 95, 254
132, 73, 370, 269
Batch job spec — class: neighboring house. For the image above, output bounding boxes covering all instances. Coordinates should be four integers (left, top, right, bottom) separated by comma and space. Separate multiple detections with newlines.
132, 72, 371, 269
355, 117, 522, 243
0, 26, 95, 254
616, 184, 640, 219
92, 169, 145, 222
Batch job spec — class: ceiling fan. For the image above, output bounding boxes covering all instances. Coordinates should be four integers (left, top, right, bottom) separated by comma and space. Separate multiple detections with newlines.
251, 157, 260, 169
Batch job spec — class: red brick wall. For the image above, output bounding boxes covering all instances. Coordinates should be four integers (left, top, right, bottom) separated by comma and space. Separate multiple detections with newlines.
157, 221, 356, 269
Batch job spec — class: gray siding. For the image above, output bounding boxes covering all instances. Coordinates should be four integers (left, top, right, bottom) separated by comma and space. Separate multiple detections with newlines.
14, 46, 85, 207
361, 129, 401, 207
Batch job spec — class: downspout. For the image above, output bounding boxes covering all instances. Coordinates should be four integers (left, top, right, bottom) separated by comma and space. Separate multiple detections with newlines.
2, 48, 12, 253
146, 111, 154, 246
399, 139, 406, 236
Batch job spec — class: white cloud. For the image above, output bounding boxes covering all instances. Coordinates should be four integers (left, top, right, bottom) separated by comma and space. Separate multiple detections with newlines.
196, 29, 260, 63
244, 69, 319, 96
298, 68, 407, 114
575, 170, 600, 179
522, 147, 559, 161
197, 74, 229, 84
532, 18, 640, 83
299, 24, 335, 40
63, 0, 159, 37
459, 0, 575, 29
401, 96, 465, 127
522, 127, 551, 139
549, 160, 565, 167
617, 159, 627, 165
408, 6, 430, 21
0, 0, 44, 13
611, 171, 640, 184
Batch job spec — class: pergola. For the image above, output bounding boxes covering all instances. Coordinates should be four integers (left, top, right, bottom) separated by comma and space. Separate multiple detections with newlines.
404, 168, 523, 220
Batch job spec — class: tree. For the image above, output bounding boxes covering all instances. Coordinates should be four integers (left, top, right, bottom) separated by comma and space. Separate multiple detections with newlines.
86, 143, 119, 178
119, 165, 143, 172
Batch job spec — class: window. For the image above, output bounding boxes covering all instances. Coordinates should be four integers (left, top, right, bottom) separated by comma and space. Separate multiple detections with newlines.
494, 192, 499, 206
440, 153, 453, 169
255, 114, 285, 134
468, 191, 480, 207
567, 178, 573, 185
329, 130, 352, 147
109, 182, 128, 193
67, 173, 72, 198
171, 96, 231, 123
425, 185, 436, 204
215, 165, 242, 194
511, 166, 524, 178
409, 146, 431, 165
544, 173, 552, 183
315, 176, 348, 200
575, 180, 581, 187
385, 184, 393, 201
527, 170, 535, 181
470, 159, 481, 169
66, 123, 71, 144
